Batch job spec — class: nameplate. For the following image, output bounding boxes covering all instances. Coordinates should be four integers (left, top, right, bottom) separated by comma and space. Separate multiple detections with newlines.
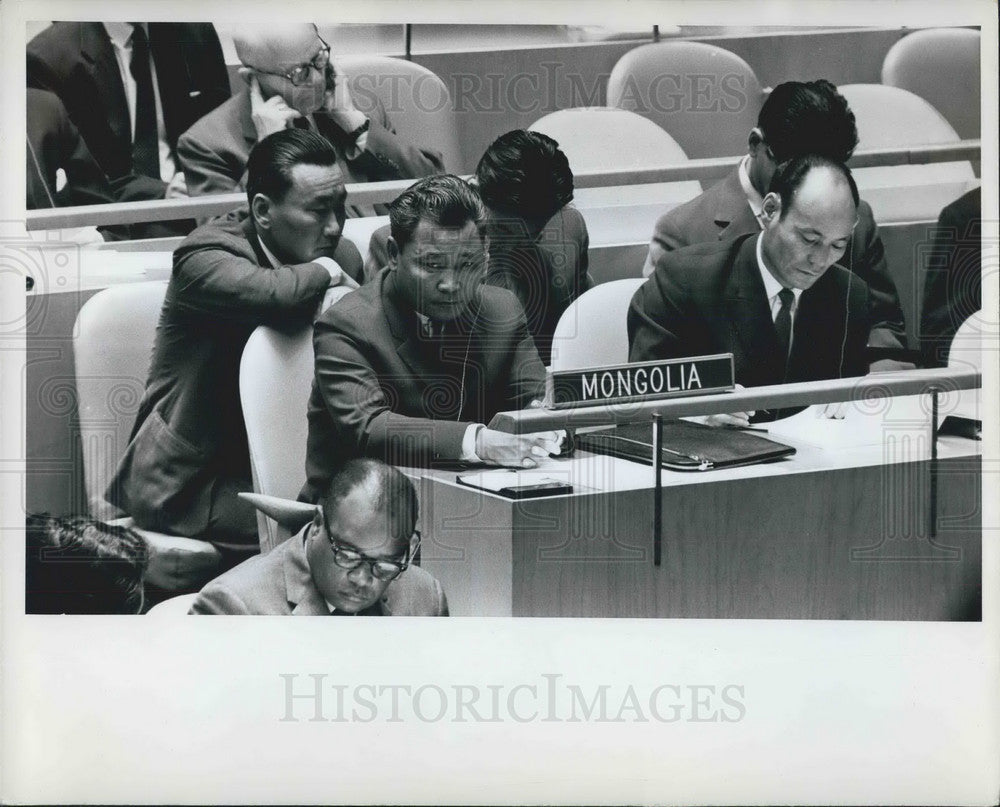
545, 354, 734, 409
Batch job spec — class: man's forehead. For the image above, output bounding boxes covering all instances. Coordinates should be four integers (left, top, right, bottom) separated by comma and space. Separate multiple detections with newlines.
288, 163, 345, 197
258, 25, 320, 66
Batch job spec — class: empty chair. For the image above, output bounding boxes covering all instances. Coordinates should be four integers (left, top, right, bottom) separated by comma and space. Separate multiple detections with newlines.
73, 281, 222, 590
607, 41, 765, 159
529, 107, 702, 210
549, 278, 645, 371
339, 55, 463, 173
882, 27, 981, 140
839, 84, 975, 198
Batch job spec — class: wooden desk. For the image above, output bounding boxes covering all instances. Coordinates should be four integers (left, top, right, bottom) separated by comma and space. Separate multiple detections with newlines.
415, 421, 981, 620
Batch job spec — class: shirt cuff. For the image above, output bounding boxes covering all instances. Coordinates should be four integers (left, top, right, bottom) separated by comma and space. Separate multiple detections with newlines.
311, 256, 344, 284
461, 424, 484, 462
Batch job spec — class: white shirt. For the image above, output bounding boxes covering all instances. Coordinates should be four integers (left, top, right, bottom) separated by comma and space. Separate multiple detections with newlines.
102, 22, 177, 184
755, 233, 802, 354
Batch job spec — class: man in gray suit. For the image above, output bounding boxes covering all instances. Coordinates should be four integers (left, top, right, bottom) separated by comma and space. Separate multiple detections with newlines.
189, 459, 448, 616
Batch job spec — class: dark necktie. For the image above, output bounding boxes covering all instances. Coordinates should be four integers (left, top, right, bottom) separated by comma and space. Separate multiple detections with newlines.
129, 24, 159, 178
774, 287, 795, 364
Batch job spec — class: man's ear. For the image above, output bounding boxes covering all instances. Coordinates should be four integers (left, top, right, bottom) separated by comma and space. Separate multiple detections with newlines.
760, 191, 781, 223
748, 127, 765, 154
251, 193, 272, 231
237, 66, 254, 86
386, 236, 400, 270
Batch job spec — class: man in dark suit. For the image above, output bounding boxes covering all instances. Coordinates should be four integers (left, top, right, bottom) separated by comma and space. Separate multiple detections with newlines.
630, 155, 871, 426
302, 175, 561, 503
27, 21, 231, 234
920, 187, 982, 368
190, 460, 448, 616
642, 80, 906, 367
107, 130, 362, 569
178, 23, 444, 204
366, 129, 592, 365
26, 88, 115, 211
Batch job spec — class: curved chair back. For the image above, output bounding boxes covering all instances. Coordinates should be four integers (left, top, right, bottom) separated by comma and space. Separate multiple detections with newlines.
73, 281, 168, 517
607, 41, 764, 159
239, 324, 315, 552
945, 315, 983, 422
882, 27, 981, 139
549, 278, 645, 371
340, 55, 462, 173
838, 84, 975, 196
529, 107, 702, 203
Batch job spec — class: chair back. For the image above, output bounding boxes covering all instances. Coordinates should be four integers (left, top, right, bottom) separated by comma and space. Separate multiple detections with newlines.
945, 315, 983, 422
838, 84, 975, 198
73, 281, 168, 518
549, 278, 645, 371
607, 41, 764, 159
882, 28, 981, 139
529, 107, 702, 202
340, 55, 462, 173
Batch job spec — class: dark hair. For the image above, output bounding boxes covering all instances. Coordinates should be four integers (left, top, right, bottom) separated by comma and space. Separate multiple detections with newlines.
388, 174, 487, 251
246, 128, 339, 209
321, 459, 418, 553
757, 80, 859, 164
769, 154, 860, 219
475, 129, 574, 222
25, 514, 149, 614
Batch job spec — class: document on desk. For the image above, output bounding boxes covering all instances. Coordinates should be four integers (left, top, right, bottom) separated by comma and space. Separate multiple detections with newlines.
764, 394, 930, 449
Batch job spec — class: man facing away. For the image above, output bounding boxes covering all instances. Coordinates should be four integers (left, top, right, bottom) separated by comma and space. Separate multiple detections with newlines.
178, 23, 444, 204
629, 155, 872, 427
189, 459, 448, 615
107, 129, 361, 577
642, 79, 907, 368
301, 174, 565, 503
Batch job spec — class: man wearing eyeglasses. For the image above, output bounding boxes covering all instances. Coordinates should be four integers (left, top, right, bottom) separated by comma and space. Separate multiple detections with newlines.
641, 80, 908, 370
178, 23, 445, 203
189, 459, 448, 616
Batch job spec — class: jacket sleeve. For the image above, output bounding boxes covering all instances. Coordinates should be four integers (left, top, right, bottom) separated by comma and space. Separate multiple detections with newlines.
627, 269, 689, 363
188, 582, 251, 615
341, 97, 445, 181
171, 238, 331, 324
643, 209, 690, 277
849, 202, 906, 350
176, 127, 244, 197
504, 307, 548, 409
312, 312, 471, 464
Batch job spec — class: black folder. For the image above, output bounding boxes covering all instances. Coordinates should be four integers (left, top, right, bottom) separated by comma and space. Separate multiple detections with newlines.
576, 420, 796, 471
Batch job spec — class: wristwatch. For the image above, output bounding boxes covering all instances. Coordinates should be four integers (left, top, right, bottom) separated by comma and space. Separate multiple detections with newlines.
347, 117, 370, 142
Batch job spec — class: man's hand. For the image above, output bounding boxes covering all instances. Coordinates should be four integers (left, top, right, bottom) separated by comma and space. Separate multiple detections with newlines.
322, 62, 366, 133
165, 171, 188, 199
690, 384, 755, 428
248, 75, 300, 139
475, 428, 563, 468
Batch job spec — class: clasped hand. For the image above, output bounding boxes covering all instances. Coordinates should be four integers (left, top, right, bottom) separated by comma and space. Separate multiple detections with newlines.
475, 428, 564, 469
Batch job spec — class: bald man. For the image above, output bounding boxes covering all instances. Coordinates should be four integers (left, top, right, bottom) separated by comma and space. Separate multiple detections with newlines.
629, 155, 872, 426
177, 23, 444, 204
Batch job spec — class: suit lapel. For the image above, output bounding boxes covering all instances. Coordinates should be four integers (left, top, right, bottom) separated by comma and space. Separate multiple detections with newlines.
725, 237, 784, 385
79, 23, 130, 149
714, 169, 761, 241
283, 528, 330, 615
381, 272, 429, 379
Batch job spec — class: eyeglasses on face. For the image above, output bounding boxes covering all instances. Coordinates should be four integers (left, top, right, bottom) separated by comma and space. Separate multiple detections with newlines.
320, 511, 419, 581
253, 34, 331, 87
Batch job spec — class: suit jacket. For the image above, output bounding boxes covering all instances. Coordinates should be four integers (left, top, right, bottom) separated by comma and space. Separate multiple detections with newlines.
177, 85, 445, 199
365, 206, 593, 365
643, 168, 905, 351
106, 215, 362, 536
629, 234, 871, 399
301, 269, 547, 502
26, 88, 115, 210
188, 525, 448, 615
27, 22, 231, 195
920, 187, 982, 367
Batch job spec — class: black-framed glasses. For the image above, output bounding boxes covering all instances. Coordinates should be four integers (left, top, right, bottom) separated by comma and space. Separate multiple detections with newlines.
320, 509, 418, 581
253, 34, 331, 87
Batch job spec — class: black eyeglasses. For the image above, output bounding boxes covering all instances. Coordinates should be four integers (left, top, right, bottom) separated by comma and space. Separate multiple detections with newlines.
320, 510, 418, 581
252, 34, 331, 87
